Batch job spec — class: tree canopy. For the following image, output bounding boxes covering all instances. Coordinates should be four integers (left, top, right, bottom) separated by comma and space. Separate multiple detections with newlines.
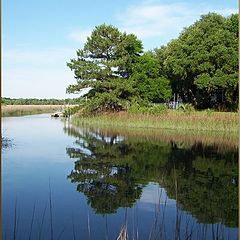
162, 13, 238, 110
67, 24, 143, 112
67, 13, 239, 112
130, 52, 172, 103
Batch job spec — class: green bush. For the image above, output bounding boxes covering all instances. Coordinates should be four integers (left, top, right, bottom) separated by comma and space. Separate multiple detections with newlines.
206, 108, 214, 116
147, 104, 168, 114
128, 103, 141, 113
128, 103, 167, 114
178, 103, 195, 114
63, 106, 81, 117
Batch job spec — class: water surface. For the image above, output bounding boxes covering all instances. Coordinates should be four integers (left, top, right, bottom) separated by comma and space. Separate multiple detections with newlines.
2, 114, 238, 239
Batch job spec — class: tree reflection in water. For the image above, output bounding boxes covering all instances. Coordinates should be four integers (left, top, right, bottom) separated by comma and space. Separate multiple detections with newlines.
66, 127, 143, 214
64, 124, 238, 227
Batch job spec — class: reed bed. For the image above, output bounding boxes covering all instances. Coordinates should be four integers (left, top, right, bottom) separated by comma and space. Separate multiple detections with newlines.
72, 110, 239, 133
6, 180, 236, 240
66, 122, 238, 151
1, 105, 63, 117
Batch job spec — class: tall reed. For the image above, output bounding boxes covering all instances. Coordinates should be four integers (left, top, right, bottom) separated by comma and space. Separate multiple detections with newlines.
72, 110, 238, 133
2, 105, 63, 117
28, 201, 36, 240
116, 171, 233, 240
38, 201, 47, 240
49, 180, 54, 240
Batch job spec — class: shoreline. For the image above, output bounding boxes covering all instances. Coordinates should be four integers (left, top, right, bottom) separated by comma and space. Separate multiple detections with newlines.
65, 122, 239, 151
71, 111, 239, 133
1, 105, 63, 117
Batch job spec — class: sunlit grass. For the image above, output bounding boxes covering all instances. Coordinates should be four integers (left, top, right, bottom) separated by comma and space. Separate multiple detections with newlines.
1, 105, 63, 117
72, 110, 239, 133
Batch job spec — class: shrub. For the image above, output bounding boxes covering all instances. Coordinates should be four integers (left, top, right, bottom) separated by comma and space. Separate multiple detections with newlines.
63, 106, 81, 117
178, 103, 195, 114
147, 104, 168, 114
128, 103, 168, 114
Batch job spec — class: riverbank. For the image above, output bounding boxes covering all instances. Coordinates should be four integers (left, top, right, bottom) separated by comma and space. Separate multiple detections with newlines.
71, 110, 239, 133
1, 105, 63, 117
65, 123, 238, 152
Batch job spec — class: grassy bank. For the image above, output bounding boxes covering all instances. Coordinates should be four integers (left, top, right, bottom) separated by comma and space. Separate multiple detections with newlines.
66, 124, 238, 151
1, 105, 63, 117
71, 110, 239, 133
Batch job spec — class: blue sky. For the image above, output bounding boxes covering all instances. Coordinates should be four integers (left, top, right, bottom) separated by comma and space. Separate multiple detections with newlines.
2, 0, 238, 99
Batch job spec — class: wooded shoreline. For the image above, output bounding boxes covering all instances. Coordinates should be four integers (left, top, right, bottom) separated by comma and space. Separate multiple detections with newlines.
2, 105, 238, 133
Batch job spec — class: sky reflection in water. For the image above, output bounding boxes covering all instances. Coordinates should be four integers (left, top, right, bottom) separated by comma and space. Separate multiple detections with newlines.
2, 114, 238, 240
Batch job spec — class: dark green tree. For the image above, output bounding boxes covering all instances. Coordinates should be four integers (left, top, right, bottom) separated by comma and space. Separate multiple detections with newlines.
162, 13, 238, 110
67, 24, 143, 112
130, 52, 172, 103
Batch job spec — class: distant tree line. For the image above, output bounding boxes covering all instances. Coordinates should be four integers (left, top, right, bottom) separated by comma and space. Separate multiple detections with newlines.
67, 13, 238, 112
1, 97, 80, 105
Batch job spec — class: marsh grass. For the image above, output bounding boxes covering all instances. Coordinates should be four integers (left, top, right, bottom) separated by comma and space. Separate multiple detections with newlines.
116, 206, 224, 240
38, 201, 47, 240
13, 199, 18, 240
117, 225, 128, 240
7, 187, 234, 240
8, 183, 68, 240
1, 105, 63, 117
67, 120, 238, 151
72, 110, 238, 133
49, 180, 54, 240
116, 173, 230, 240
109, 128, 237, 150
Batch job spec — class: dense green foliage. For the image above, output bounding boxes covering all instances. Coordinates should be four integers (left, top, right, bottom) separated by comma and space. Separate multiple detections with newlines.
159, 13, 238, 110
67, 24, 172, 112
67, 24, 143, 112
1, 97, 79, 105
130, 52, 172, 103
67, 13, 238, 113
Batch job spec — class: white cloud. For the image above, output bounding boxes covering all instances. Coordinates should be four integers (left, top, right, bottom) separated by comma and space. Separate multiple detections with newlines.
3, 47, 75, 64
66, 2, 237, 49
117, 1, 238, 44
2, 47, 79, 98
216, 8, 238, 16
68, 29, 92, 43
139, 183, 176, 208
117, 2, 192, 39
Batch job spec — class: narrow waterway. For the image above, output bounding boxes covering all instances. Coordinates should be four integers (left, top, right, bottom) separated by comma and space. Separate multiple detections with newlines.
2, 114, 238, 240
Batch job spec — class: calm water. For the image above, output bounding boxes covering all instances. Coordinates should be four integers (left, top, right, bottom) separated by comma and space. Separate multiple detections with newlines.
2, 114, 238, 240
